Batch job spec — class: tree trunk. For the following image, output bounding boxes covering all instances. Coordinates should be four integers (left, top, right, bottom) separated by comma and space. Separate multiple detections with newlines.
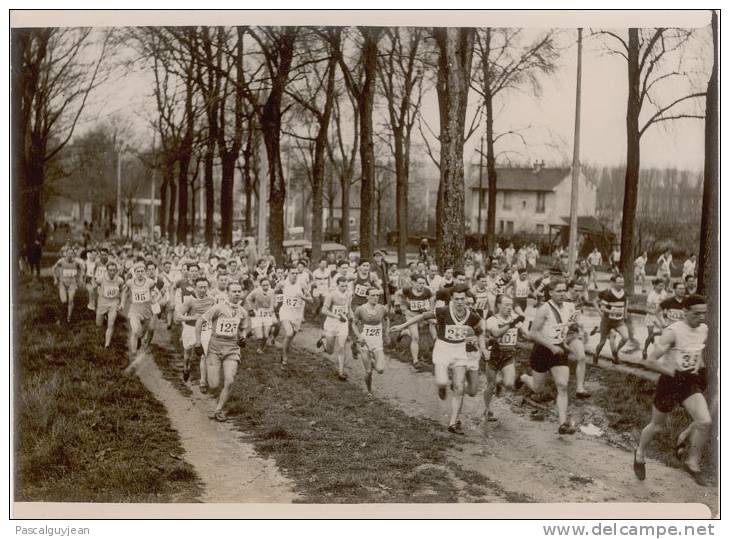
177, 153, 189, 244
358, 28, 380, 260
159, 176, 167, 237
394, 129, 408, 267
340, 173, 350, 247
167, 161, 176, 244
698, 10, 718, 459
243, 125, 254, 234
219, 154, 235, 246
204, 139, 215, 246
485, 95, 498, 257
619, 29, 640, 293
433, 27, 474, 271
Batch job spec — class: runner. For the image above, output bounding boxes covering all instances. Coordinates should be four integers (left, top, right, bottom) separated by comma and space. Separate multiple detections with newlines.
83, 248, 98, 311
518, 279, 576, 435
511, 268, 533, 320
390, 285, 485, 434
642, 279, 668, 360
195, 282, 248, 421
470, 273, 492, 320
634, 251, 648, 293
593, 275, 631, 365
587, 247, 602, 290
395, 274, 434, 368
244, 277, 278, 353
660, 281, 688, 325
95, 260, 125, 348
311, 258, 332, 317
634, 295, 710, 486
120, 262, 161, 371
352, 287, 390, 393
317, 276, 353, 381
483, 295, 526, 423
683, 253, 697, 281
178, 277, 216, 384
52, 247, 85, 324
656, 249, 675, 287
275, 266, 312, 367
565, 279, 590, 399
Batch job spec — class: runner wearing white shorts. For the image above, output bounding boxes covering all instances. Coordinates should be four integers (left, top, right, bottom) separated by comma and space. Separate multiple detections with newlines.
95, 261, 125, 348
120, 263, 160, 367
275, 267, 312, 367
244, 277, 277, 353
317, 276, 353, 381
643, 279, 668, 360
196, 282, 248, 422
178, 277, 215, 386
52, 249, 85, 324
352, 287, 389, 393
391, 285, 485, 434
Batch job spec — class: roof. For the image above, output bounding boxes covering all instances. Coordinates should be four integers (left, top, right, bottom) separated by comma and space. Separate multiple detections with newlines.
558, 215, 615, 236
469, 167, 569, 192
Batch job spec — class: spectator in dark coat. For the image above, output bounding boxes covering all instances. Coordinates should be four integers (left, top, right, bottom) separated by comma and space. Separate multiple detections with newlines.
371, 250, 390, 306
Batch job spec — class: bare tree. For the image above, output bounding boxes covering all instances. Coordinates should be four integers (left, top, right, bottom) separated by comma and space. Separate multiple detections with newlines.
12, 27, 111, 254
377, 27, 426, 267
287, 28, 340, 262
337, 27, 382, 259
472, 28, 558, 254
432, 27, 475, 271
594, 28, 705, 292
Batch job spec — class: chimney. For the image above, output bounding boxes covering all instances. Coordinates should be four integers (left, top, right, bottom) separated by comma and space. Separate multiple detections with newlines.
533, 160, 543, 174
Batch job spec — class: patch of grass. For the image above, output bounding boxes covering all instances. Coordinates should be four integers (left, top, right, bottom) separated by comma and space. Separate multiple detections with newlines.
152, 320, 500, 503
14, 279, 202, 502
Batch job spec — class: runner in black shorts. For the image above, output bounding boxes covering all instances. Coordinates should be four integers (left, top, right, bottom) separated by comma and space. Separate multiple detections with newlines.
634, 295, 710, 486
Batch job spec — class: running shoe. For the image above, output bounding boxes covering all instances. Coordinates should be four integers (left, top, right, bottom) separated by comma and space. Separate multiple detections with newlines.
213, 410, 227, 422
513, 372, 524, 391
199, 383, 208, 394
182, 368, 190, 382
558, 423, 576, 435
486, 410, 498, 422
675, 438, 689, 459
316, 336, 325, 350
590, 326, 599, 336
633, 449, 646, 480
338, 372, 348, 382
575, 391, 592, 400
438, 386, 447, 401
448, 421, 465, 435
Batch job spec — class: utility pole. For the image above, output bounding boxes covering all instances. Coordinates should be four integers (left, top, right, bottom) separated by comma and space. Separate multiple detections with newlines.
149, 133, 156, 238
568, 28, 583, 275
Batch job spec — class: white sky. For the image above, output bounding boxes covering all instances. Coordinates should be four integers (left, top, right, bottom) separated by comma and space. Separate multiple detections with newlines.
79, 17, 712, 173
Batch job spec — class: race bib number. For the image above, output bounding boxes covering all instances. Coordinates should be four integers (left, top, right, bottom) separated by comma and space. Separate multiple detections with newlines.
609, 306, 624, 320
474, 296, 489, 310
569, 310, 580, 324
666, 309, 684, 321
445, 324, 467, 341
354, 284, 369, 297
332, 305, 348, 318
515, 284, 529, 298
215, 317, 240, 337
201, 320, 211, 332
103, 286, 119, 299
132, 290, 150, 303
256, 309, 275, 320
62, 268, 77, 278
678, 346, 704, 372
363, 325, 382, 337
551, 323, 569, 344
500, 328, 518, 347
284, 296, 301, 308
409, 300, 428, 312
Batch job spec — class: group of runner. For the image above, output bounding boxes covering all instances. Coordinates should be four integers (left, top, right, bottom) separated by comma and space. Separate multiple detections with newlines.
50, 239, 711, 485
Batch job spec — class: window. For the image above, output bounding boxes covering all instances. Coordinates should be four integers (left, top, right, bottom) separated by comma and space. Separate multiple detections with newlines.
536, 224, 544, 234
506, 221, 514, 234
499, 220, 504, 233
536, 192, 546, 213
503, 192, 512, 211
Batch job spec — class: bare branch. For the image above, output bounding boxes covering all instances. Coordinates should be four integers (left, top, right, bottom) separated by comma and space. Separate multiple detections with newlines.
640, 92, 706, 136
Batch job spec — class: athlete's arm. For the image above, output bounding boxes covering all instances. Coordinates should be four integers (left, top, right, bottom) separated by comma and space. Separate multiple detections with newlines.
321, 293, 337, 319
196, 304, 217, 345
645, 329, 677, 376
389, 310, 435, 333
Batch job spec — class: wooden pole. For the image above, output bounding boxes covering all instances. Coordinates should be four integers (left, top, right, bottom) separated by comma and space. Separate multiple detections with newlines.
478, 135, 484, 236
568, 28, 583, 275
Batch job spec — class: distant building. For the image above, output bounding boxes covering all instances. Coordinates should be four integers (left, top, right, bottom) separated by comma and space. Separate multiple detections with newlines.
466, 163, 597, 237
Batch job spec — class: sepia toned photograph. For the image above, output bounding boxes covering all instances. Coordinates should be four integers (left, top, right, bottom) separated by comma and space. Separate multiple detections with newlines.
10, 10, 719, 519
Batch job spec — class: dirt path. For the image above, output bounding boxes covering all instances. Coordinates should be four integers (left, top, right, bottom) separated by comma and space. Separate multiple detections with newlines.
293, 328, 717, 514
132, 328, 298, 503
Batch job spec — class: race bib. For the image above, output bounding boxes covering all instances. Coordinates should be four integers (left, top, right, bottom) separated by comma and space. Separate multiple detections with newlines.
363, 325, 382, 337
275, 293, 284, 304
215, 317, 240, 337
103, 286, 119, 299
256, 308, 275, 320
569, 310, 580, 324
445, 324, 467, 341
666, 309, 684, 321
609, 306, 624, 320
515, 284, 530, 298
284, 296, 301, 308
474, 296, 489, 310
550, 323, 569, 344
201, 320, 211, 332
354, 284, 369, 297
332, 305, 348, 318
409, 300, 428, 312
678, 346, 704, 372
62, 268, 77, 278
132, 290, 150, 303
500, 328, 518, 347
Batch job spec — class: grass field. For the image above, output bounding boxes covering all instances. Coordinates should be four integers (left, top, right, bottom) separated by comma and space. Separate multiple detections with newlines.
153, 326, 524, 504
14, 278, 202, 502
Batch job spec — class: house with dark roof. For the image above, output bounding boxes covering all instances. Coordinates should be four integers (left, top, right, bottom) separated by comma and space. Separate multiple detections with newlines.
467, 163, 597, 237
